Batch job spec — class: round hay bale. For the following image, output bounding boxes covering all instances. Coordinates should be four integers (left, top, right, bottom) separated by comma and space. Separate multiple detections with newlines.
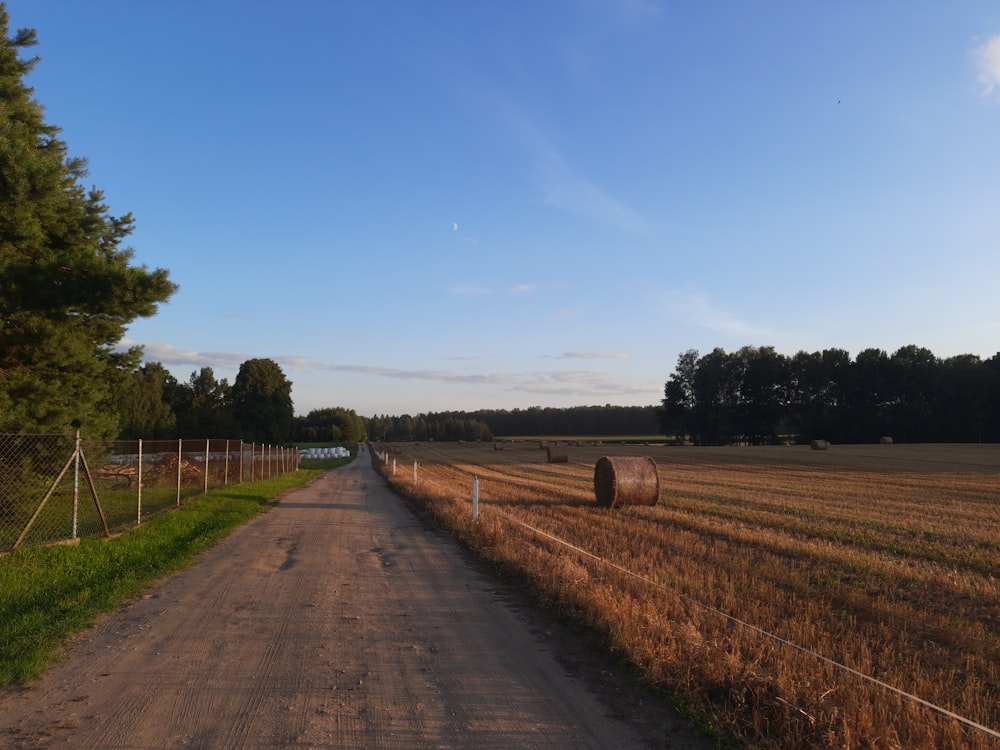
593, 456, 659, 508
880, 436, 894, 445
810, 439, 829, 451
546, 445, 569, 463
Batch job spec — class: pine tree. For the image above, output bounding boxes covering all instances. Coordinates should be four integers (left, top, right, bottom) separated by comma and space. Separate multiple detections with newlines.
0, 6, 176, 435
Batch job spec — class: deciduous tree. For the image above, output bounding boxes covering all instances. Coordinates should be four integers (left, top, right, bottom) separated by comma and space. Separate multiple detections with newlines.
230, 358, 293, 443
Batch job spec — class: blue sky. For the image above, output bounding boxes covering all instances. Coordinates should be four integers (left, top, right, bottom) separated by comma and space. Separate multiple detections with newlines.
15, 1, 1000, 417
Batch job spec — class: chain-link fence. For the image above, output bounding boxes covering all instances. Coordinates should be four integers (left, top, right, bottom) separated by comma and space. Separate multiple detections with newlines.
0, 432, 298, 553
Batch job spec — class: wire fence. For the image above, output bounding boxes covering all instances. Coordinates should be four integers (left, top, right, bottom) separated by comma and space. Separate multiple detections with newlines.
0, 432, 298, 553
368, 443, 1000, 746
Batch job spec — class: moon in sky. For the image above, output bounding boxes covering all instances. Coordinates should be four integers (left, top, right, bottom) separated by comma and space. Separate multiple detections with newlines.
452, 222, 458, 231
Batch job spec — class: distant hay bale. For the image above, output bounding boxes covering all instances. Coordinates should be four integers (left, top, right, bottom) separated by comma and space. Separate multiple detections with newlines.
811, 439, 829, 451
546, 445, 569, 463
493, 443, 504, 451
593, 456, 659, 508
880, 436, 894, 445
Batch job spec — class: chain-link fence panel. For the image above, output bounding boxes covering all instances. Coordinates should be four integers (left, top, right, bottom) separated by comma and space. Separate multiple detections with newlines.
0, 433, 79, 550
2, 434, 300, 552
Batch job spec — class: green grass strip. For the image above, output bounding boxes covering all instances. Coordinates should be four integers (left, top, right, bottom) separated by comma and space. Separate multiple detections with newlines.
0, 468, 324, 686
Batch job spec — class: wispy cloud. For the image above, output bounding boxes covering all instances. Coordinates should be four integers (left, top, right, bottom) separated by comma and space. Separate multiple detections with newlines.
321, 361, 653, 399
490, 95, 649, 234
512, 369, 656, 399
508, 284, 536, 294
538, 146, 649, 234
121, 339, 658, 402
119, 340, 337, 375
123, 341, 248, 370
664, 290, 779, 341
559, 351, 629, 360
974, 35, 1000, 96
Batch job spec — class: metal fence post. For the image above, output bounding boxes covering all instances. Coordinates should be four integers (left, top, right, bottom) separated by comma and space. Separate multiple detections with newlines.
72, 430, 80, 540
176, 438, 183, 506
137, 438, 143, 525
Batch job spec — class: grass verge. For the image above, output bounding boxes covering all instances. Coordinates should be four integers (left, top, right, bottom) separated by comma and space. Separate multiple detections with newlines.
0, 468, 324, 687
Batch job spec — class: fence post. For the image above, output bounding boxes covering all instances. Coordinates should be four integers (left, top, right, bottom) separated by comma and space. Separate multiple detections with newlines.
472, 475, 479, 522
72, 430, 80, 540
203, 439, 210, 494
413, 460, 418, 487
176, 438, 183, 506
137, 438, 143, 525
224, 439, 230, 486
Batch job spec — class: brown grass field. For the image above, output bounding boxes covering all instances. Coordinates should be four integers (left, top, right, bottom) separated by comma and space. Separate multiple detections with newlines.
370, 441, 999, 749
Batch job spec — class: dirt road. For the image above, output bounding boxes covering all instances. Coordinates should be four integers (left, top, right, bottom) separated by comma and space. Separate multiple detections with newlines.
0, 446, 709, 749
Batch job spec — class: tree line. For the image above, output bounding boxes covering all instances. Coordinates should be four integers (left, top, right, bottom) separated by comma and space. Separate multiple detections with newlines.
120, 360, 366, 446
365, 405, 661, 442
659, 345, 1000, 445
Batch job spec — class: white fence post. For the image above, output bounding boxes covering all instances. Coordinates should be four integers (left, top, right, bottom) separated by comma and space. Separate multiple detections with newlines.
176, 439, 183, 506
413, 460, 418, 486
137, 438, 143, 524
472, 475, 479, 522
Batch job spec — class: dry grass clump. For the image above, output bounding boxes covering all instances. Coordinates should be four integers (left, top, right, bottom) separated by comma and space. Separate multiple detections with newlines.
371, 441, 1000, 749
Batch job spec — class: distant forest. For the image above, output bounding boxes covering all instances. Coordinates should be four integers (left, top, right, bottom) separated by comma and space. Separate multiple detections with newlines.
366, 405, 660, 443
366, 344, 1000, 445
660, 345, 1000, 445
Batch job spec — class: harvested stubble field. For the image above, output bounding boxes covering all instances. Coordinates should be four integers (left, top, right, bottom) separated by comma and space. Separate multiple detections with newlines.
372, 441, 1000, 750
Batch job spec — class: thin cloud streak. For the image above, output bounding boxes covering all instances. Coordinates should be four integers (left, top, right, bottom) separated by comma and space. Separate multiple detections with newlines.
121, 340, 654, 401
560, 351, 629, 360
538, 146, 650, 235
664, 290, 779, 341
491, 94, 650, 235
122, 341, 247, 370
